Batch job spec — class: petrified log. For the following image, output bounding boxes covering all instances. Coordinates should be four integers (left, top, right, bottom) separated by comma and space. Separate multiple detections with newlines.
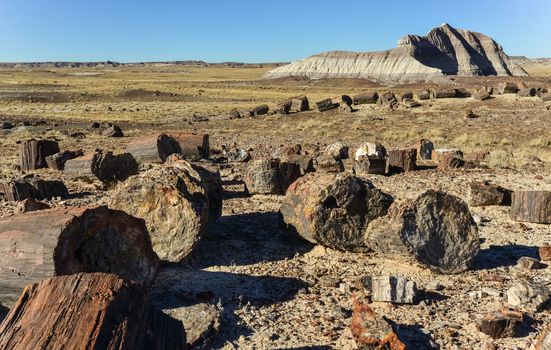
244, 158, 301, 195
102, 124, 124, 137
455, 88, 471, 98
473, 90, 491, 101
430, 89, 456, 99
16, 198, 51, 213
19, 139, 60, 171
331, 95, 353, 106
351, 297, 405, 350
0, 206, 160, 299
478, 307, 523, 339
280, 172, 393, 251
415, 139, 434, 160
355, 141, 387, 160
165, 131, 210, 159
469, 181, 512, 207
388, 148, 417, 173
402, 98, 421, 108
437, 155, 465, 170
414, 90, 431, 100
510, 191, 551, 224
45, 150, 84, 170
284, 154, 314, 175
497, 82, 519, 94
432, 148, 463, 162
289, 95, 309, 112
377, 92, 398, 108
0, 273, 186, 350
354, 156, 387, 175
316, 98, 338, 112
0, 178, 69, 201
249, 104, 269, 116
126, 133, 183, 163
362, 275, 418, 304
323, 141, 349, 160
64, 150, 138, 184
540, 93, 551, 103
353, 92, 378, 105
274, 101, 291, 114
109, 164, 210, 262
517, 88, 536, 97
396, 91, 413, 102
365, 190, 480, 274
316, 154, 344, 173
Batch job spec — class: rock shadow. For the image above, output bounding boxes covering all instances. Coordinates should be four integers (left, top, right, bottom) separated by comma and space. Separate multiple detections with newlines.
472, 244, 540, 270
386, 320, 439, 350
0, 304, 9, 323
187, 211, 314, 269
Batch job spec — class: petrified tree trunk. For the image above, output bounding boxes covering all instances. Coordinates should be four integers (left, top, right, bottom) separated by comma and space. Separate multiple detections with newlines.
108, 163, 211, 262
478, 307, 523, 339
354, 156, 387, 175
64, 150, 138, 184
354, 142, 387, 160
517, 88, 536, 97
19, 139, 60, 171
0, 178, 68, 201
388, 148, 417, 173
249, 104, 269, 116
244, 158, 302, 195
353, 92, 378, 105
316, 98, 338, 112
365, 190, 480, 274
414, 90, 430, 100
432, 148, 463, 162
125, 133, 182, 163
497, 82, 518, 94
45, 150, 83, 170
0, 273, 186, 350
362, 275, 418, 304
469, 181, 512, 207
430, 89, 456, 99
289, 95, 309, 112
377, 93, 398, 108
280, 172, 394, 252
414, 139, 434, 160
473, 90, 491, 101
0, 206, 159, 303
510, 191, 551, 224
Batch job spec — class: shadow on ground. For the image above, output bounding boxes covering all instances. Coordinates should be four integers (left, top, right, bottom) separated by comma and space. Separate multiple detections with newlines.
386, 320, 439, 350
0, 304, 8, 324
472, 244, 540, 270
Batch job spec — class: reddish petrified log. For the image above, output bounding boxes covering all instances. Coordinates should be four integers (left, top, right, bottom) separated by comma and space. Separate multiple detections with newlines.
388, 148, 417, 173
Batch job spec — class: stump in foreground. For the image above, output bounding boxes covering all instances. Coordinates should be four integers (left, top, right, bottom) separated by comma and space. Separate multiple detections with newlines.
0, 273, 186, 350
365, 190, 480, 274
0, 206, 160, 297
280, 172, 394, 252
19, 139, 60, 171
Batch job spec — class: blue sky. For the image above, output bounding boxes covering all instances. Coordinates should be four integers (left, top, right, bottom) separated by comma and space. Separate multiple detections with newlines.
1, 0, 549, 62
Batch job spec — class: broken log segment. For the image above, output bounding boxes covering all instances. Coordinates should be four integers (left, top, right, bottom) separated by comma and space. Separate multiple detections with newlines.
469, 181, 512, 207
19, 139, 60, 171
45, 150, 83, 170
0, 178, 69, 201
473, 90, 491, 101
362, 275, 418, 304
414, 139, 434, 160
0, 206, 160, 303
126, 132, 209, 163
0, 273, 186, 350
510, 191, 551, 224
365, 190, 480, 274
355, 141, 387, 160
289, 95, 309, 112
354, 156, 387, 176
109, 163, 212, 262
280, 172, 394, 252
64, 150, 138, 184
244, 158, 302, 195
316, 98, 338, 112
353, 92, 378, 105
388, 148, 417, 173
478, 307, 524, 339
497, 82, 519, 94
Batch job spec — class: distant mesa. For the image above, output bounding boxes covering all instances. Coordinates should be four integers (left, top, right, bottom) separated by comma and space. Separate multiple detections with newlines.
264, 23, 528, 83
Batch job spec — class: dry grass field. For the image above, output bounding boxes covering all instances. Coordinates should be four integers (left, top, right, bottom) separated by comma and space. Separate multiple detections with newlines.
1, 65, 551, 349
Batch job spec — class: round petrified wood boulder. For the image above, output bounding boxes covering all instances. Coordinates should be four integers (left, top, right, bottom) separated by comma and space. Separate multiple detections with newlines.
279, 172, 394, 251
108, 162, 213, 262
365, 190, 479, 274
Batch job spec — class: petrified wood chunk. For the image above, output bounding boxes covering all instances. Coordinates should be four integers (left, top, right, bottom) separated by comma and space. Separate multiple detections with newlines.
497, 82, 519, 94
432, 148, 463, 162
353, 92, 379, 105
362, 275, 418, 304
109, 163, 210, 262
101, 124, 124, 137
414, 90, 430, 100
244, 158, 301, 195
316, 98, 338, 112
430, 89, 456, 99
284, 154, 314, 175
126, 133, 182, 163
249, 104, 269, 116
365, 190, 480, 274
16, 198, 51, 213
539, 245, 551, 261
0, 273, 186, 350
455, 88, 471, 98
19, 139, 60, 171
323, 141, 349, 160
64, 150, 138, 184
388, 148, 417, 173
517, 88, 536, 97
280, 172, 393, 252
45, 150, 84, 170
414, 139, 434, 160
469, 181, 512, 207
289, 95, 309, 112
0, 206, 160, 299
355, 141, 387, 160
473, 90, 491, 101
0, 178, 69, 201
478, 307, 523, 339
354, 156, 387, 175
437, 155, 466, 170
510, 191, 551, 224
377, 92, 398, 108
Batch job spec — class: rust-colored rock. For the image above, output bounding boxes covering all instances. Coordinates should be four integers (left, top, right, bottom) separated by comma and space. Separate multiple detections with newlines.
64, 150, 138, 184
316, 154, 345, 173
19, 139, 60, 171
365, 190, 480, 274
0, 206, 160, 304
478, 307, 524, 339
469, 181, 512, 207
108, 162, 211, 262
0, 273, 186, 350
437, 155, 465, 170
414, 139, 434, 160
388, 148, 417, 173
288, 95, 309, 112
510, 191, 551, 224
351, 297, 406, 350
280, 172, 393, 252
539, 246, 551, 261
0, 178, 69, 201
432, 148, 463, 162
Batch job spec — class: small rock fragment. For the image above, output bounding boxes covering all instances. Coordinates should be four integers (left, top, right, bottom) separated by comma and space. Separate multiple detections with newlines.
362, 275, 418, 304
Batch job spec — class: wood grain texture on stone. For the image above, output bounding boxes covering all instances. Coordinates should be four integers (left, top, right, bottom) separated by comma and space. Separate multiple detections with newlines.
315, 98, 338, 112
469, 181, 512, 207
64, 150, 138, 184
388, 148, 417, 173
478, 307, 523, 339
365, 190, 480, 274
45, 150, 84, 170
126, 133, 183, 163
0, 206, 159, 302
244, 158, 302, 195
19, 139, 60, 171
280, 172, 393, 252
510, 191, 551, 224
0, 178, 69, 201
109, 163, 211, 262
353, 92, 379, 105
354, 156, 387, 175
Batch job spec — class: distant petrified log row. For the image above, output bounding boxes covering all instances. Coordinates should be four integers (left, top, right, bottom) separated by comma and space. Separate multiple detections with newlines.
280, 172, 394, 252
353, 92, 379, 105
64, 150, 138, 184
0, 206, 160, 299
45, 150, 84, 170
510, 191, 551, 224
276, 96, 309, 114
497, 82, 519, 94
19, 139, 60, 171
315, 98, 338, 112
126, 132, 210, 163
0, 178, 69, 201
244, 158, 302, 195
365, 190, 480, 274
109, 161, 222, 262
0, 273, 186, 350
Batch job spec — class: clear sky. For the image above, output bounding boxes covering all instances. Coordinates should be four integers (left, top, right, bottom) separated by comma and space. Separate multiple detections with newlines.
1, 0, 549, 63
